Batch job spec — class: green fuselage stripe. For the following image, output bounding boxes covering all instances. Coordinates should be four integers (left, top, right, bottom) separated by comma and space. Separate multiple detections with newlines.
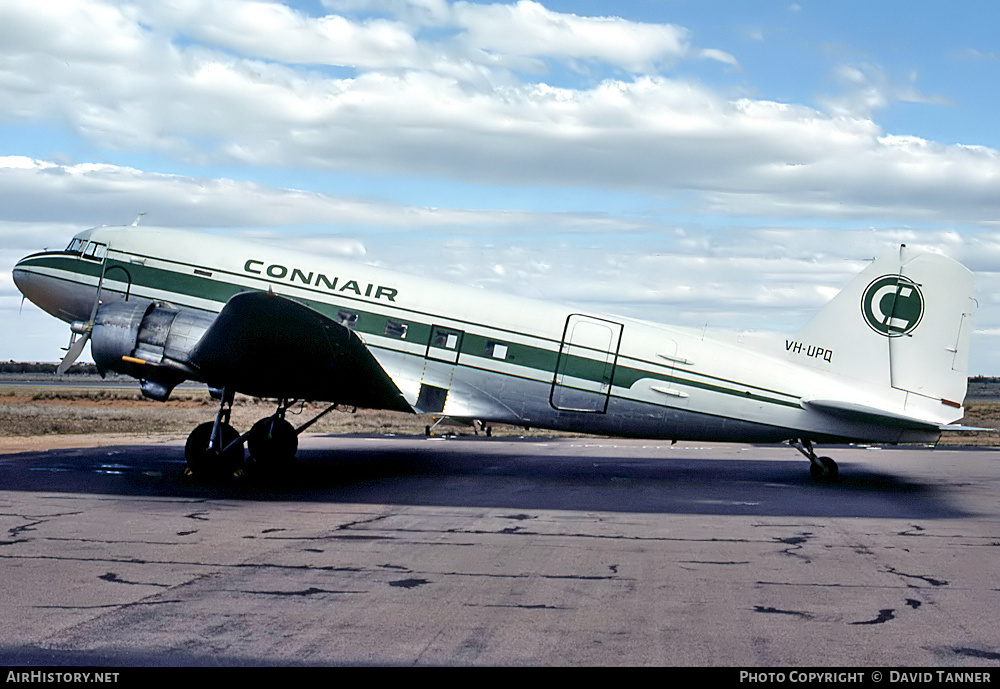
19, 252, 801, 411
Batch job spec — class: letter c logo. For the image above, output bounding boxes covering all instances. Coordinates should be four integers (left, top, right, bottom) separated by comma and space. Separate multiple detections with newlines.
861, 275, 924, 337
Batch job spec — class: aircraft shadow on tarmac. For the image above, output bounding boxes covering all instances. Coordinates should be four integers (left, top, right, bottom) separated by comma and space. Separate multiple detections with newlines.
0, 435, 969, 520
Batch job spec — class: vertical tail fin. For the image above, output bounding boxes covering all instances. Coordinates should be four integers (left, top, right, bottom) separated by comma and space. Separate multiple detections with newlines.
791, 246, 974, 407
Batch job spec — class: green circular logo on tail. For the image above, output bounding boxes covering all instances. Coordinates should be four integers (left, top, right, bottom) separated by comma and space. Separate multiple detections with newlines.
861, 275, 924, 337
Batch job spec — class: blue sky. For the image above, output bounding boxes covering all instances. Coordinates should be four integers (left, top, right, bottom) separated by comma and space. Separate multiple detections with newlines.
3, 0, 1000, 374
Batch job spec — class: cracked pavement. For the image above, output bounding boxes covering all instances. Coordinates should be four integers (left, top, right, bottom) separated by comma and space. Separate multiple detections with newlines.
0, 436, 998, 665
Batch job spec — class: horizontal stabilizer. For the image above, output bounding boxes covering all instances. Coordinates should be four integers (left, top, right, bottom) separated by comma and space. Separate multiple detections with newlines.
802, 399, 942, 432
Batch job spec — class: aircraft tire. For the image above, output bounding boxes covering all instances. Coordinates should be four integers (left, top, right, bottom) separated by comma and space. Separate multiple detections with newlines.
810, 456, 839, 483
247, 417, 298, 468
185, 421, 244, 479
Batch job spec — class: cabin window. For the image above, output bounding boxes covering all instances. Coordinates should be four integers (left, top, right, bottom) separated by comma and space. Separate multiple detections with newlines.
384, 319, 409, 339
433, 329, 460, 350
486, 341, 508, 360
336, 310, 359, 328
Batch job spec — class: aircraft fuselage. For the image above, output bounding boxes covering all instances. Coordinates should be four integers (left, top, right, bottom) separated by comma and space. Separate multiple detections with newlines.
14, 225, 967, 450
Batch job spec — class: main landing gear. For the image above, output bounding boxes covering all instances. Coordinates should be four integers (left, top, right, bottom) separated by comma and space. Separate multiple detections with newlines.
184, 388, 243, 480
183, 390, 339, 479
792, 439, 839, 483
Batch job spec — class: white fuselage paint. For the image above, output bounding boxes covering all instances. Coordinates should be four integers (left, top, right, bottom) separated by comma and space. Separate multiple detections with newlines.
14, 226, 960, 444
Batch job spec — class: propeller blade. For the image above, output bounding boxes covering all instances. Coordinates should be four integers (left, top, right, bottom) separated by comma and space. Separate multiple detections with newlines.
57, 332, 90, 375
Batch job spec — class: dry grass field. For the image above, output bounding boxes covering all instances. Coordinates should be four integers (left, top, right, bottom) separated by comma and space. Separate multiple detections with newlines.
0, 387, 423, 437
0, 384, 576, 453
1, 382, 997, 450
936, 399, 1000, 445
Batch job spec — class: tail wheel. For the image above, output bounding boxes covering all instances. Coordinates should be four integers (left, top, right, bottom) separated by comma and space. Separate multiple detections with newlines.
185, 421, 244, 479
792, 440, 840, 484
809, 456, 839, 484
247, 417, 298, 468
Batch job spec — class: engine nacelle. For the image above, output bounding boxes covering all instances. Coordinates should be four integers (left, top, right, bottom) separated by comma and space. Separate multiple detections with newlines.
91, 301, 216, 400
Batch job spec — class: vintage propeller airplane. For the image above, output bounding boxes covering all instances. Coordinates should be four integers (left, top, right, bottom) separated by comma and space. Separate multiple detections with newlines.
12, 222, 976, 482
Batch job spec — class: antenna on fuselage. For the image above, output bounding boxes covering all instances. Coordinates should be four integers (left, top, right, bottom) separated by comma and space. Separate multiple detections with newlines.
131, 213, 146, 227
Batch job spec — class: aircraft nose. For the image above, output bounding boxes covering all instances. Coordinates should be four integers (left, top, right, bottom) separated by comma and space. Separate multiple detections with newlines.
12, 253, 94, 323
12, 256, 36, 299
13, 256, 48, 308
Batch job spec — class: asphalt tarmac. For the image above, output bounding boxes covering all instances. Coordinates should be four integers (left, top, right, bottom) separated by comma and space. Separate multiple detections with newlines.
0, 435, 998, 667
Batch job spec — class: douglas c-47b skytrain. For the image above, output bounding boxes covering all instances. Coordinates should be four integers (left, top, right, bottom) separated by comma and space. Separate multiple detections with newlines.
13, 222, 977, 482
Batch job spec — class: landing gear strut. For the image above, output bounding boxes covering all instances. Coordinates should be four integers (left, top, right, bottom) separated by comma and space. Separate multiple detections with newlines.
184, 387, 245, 479
792, 439, 839, 483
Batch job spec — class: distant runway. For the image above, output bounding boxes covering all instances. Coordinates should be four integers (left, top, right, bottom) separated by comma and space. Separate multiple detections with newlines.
0, 435, 999, 666
0, 377, 204, 390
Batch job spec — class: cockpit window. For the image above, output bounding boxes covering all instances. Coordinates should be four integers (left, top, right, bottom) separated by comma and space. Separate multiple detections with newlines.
81, 242, 107, 261
66, 238, 87, 254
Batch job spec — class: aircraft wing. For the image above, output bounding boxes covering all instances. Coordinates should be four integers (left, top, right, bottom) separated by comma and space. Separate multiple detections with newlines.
189, 291, 412, 411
